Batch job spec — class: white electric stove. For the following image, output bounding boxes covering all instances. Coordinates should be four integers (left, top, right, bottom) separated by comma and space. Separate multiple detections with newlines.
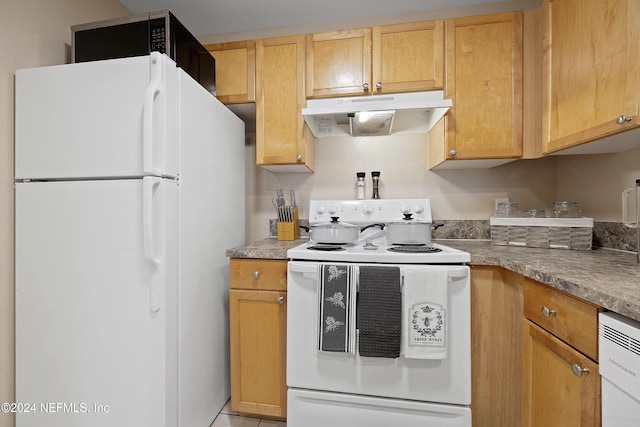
287, 199, 470, 264
286, 199, 472, 427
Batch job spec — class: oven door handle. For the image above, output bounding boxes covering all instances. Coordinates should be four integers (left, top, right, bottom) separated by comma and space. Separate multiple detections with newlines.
289, 262, 319, 280
447, 267, 469, 280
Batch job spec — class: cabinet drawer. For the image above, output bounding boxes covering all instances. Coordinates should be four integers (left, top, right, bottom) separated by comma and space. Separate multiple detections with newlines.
523, 278, 599, 361
230, 258, 288, 291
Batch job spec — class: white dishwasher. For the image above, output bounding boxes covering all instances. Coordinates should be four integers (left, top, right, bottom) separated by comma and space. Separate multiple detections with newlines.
599, 312, 640, 427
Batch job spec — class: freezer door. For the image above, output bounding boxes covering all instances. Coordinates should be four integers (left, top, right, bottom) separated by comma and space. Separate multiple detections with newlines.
15, 179, 178, 427
15, 53, 178, 180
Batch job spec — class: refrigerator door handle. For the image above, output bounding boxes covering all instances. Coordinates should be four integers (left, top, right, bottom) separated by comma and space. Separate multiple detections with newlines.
143, 52, 162, 176
143, 176, 162, 312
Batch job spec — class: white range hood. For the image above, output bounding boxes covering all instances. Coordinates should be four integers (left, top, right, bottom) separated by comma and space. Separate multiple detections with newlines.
302, 90, 452, 138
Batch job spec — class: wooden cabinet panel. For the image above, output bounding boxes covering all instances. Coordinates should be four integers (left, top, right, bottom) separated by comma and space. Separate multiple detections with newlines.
442, 12, 523, 161
306, 29, 372, 98
205, 40, 256, 104
470, 266, 524, 427
230, 289, 287, 419
542, 0, 640, 154
524, 278, 599, 361
306, 22, 444, 98
522, 320, 600, 427
230, 258, 287, 291
256, 35, 314, 172
372, 20, 444, 93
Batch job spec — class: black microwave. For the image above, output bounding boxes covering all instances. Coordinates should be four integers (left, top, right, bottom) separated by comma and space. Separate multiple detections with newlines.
71, 10, 215, 95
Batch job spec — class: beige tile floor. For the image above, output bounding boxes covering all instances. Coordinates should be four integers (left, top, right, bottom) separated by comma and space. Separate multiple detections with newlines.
210, 400, 286, 427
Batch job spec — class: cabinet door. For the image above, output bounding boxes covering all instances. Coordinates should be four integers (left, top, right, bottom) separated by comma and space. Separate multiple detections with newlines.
205, 40, 255, 104
230, 289, 287, 418
444, 12, 524, 160
372, 20, 444, 93
522, 320, 600, 427
256, 35, 313, 171
542, 0, 640, 154
306, 28, 372, 98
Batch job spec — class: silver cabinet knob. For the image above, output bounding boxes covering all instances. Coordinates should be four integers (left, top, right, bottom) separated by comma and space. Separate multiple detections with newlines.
363, 82, 370, 91
449, 150, 457, 157
571, 364, 590, 377
252, 271, 260, 279
376, 82, 382, 90
542, 306, 557, 317
278, 296, 285, 304
617, 115, 632, 125
296, 154, 302, 161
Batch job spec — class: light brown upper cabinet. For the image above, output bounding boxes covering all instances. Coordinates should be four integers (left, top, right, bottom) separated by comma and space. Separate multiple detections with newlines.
306, 28, 372, 98
205, 40, 256, 104
372, 20, 444, 94
306, 21, 444, 98
431, 12, 524, 168
256, 35, 314, 172
542, 0, 640, 154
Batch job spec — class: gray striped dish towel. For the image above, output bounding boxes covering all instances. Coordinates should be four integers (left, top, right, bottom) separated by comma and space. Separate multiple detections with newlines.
318, 264, 357, 353
357, 266, 402, 358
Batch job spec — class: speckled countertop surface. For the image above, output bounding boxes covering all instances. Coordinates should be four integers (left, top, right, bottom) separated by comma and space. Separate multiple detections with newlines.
226, 238, 640, 323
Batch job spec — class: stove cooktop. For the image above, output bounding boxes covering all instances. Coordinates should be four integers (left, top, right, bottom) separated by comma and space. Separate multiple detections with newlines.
287, 238, 470, 264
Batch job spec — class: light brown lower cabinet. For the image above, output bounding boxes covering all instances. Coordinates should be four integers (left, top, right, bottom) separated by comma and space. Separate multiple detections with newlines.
470, 265, 524, 427
521, 278, 601, 427
229, 259, 287, 419
522, 320, 600, 427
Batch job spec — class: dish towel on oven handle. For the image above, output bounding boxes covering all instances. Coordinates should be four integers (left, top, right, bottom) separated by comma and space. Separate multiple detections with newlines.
402, 266, 448, 360
357, 266, 402, 358
318, 264, 357, 354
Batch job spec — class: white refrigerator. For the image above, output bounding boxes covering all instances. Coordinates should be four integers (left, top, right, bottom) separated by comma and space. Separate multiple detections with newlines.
14, 53, 245, 426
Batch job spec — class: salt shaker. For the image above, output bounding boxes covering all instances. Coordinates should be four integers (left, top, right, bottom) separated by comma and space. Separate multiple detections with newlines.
356, 172, 366, 199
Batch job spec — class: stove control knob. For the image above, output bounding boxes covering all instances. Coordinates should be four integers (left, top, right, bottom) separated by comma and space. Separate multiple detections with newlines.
315, 205, 326, 215
328, 205, 338, 215
413, 204, 424, 214
363, 204, 374, 216
401, 204, 412, 214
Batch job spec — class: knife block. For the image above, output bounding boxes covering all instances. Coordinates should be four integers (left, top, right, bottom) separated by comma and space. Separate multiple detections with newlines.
277, 207, 300, 241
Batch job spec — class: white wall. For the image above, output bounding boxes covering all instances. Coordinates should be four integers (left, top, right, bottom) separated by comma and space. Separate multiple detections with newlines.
244, 132, 640, 242
556, 151, 640, 222
244, 132, 560, 241
0, 1, 131, 425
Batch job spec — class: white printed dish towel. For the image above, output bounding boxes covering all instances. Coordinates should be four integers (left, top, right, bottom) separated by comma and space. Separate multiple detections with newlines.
402, 267, 448, 360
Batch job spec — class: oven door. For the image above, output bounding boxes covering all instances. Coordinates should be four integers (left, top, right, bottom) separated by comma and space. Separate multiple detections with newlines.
287, 261, 471, 406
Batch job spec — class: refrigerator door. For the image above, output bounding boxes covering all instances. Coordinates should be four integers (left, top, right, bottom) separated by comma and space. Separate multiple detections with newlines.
15, 178, 178, 427
15, 53, 178, 180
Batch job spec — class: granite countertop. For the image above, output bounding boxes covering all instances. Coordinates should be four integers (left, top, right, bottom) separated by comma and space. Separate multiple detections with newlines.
226, 238, 640, 323
225, 238, 307, 260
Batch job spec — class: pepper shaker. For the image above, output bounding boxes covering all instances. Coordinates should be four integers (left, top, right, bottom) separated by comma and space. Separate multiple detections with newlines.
371, 171, 381, 199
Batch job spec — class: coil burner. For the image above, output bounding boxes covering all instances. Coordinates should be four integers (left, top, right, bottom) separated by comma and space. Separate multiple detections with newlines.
387, 245, 443, 254
308, 244, 346, 252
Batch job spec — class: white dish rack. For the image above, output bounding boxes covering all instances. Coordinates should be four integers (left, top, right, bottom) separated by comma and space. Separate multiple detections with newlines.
490, 217, 594, 250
